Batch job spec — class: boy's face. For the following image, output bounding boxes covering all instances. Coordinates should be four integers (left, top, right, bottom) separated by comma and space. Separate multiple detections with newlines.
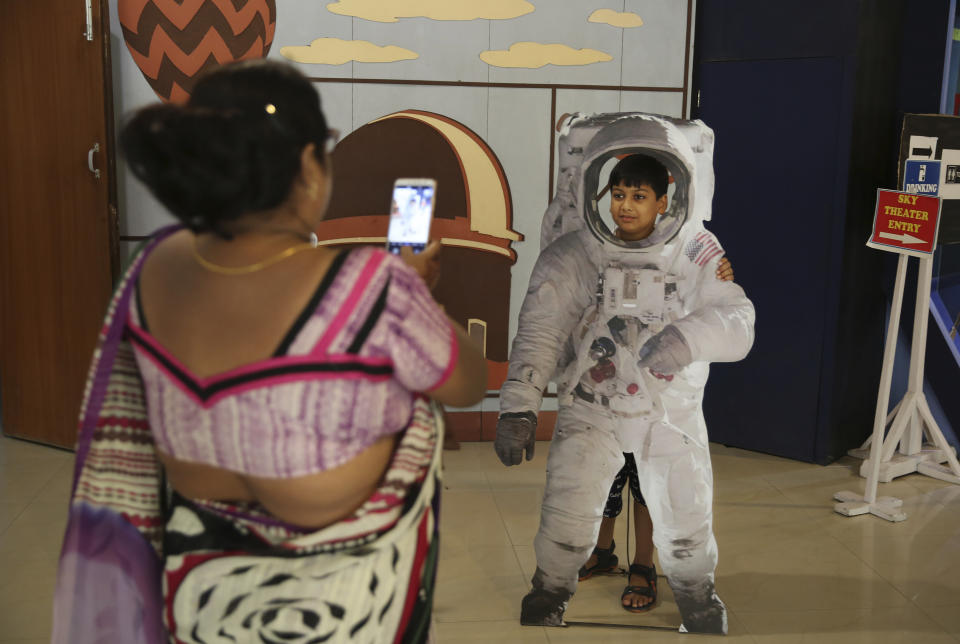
609, 181, 667, 241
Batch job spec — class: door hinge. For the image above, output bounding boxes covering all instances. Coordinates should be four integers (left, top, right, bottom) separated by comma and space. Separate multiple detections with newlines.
84, 0, 94, 41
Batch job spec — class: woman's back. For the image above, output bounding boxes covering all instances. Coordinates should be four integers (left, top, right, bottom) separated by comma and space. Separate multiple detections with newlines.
135, 231, 404, 528
139, 230, 339, 379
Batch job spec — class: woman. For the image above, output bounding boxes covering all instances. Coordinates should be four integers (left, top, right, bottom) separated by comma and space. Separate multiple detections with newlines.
53, 60, 487, 643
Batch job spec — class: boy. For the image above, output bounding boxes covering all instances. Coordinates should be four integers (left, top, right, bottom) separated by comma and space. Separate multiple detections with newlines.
496, 115, 754, 634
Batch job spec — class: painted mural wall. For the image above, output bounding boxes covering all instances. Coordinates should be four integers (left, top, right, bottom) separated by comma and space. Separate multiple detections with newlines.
109, 0, 695, 414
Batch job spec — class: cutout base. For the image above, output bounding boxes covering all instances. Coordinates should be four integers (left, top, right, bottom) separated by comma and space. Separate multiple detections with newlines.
833, 491, 907, 522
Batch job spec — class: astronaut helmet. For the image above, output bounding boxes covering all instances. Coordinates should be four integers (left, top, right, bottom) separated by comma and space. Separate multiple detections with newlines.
552, 112, 714, 253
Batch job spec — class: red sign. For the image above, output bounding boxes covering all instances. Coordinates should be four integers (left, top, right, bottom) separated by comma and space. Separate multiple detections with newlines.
867, 189, 941, 257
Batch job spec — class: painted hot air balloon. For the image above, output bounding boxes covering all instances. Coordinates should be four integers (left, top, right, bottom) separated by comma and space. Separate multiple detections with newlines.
119, 0, 277, 103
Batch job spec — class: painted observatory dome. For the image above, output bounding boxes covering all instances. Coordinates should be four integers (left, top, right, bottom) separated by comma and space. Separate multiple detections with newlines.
319, 110, 522, 376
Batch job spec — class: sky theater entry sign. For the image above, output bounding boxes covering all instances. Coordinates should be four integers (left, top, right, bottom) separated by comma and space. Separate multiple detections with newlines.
867, 190, 940, 258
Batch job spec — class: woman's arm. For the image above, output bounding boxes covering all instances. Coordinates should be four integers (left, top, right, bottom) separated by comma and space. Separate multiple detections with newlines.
395, 242, 487, 407
427, 320, 488, 407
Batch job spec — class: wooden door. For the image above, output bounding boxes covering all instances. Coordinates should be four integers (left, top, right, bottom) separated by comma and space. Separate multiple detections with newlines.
0, 0, 118, 448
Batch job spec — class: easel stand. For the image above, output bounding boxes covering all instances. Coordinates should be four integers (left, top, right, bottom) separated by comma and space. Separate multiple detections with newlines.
834, 253, 960, 522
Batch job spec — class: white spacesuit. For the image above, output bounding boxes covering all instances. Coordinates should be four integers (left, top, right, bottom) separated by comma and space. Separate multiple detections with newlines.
496, 113, 755, 634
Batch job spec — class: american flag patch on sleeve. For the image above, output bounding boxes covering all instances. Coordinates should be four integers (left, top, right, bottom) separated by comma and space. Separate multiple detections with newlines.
684, 232, 724, 266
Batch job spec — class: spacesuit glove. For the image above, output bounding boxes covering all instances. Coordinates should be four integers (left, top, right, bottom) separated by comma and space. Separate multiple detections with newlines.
636, 325, 693, 376
495, 411, 538, 466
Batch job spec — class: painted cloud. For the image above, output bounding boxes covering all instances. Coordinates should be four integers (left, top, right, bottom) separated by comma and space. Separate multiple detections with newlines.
280, 38, 418, 64
480, 42, 612, 68
588, 9, 644, 28
326, 0, 534, 23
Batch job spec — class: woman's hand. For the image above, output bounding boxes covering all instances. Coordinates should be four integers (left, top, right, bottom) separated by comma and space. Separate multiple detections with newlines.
716, 256, 734, 282
400, 241, 441, 290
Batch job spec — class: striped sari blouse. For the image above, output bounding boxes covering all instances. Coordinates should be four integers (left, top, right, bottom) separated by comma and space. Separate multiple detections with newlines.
127, 245, 457, 478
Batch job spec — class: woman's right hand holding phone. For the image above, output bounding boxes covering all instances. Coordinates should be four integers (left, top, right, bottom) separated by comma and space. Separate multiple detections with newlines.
400, 241, 442, 290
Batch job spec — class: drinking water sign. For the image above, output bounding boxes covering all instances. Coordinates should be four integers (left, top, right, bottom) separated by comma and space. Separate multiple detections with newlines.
903, 159, 940, 195
867, 189, 941, 257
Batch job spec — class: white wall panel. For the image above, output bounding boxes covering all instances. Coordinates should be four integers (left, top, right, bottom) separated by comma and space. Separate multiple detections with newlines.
555, 88, 621, 118
622, 0, 689, 88
312, 82, 354, 140
486, 87, 552, 341
350, 84, 489, 139
488, 4, 623, 86
619, 90, 685, 117
269, 0, 353, 79
353, 18, 490, 82
550, 89, 620, 217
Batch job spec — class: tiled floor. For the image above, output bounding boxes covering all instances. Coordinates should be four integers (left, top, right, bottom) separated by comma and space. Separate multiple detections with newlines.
1, 435, 959, 643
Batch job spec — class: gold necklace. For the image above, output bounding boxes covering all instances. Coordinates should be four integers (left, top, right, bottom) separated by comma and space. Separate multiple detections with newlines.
192, 238, 318, 275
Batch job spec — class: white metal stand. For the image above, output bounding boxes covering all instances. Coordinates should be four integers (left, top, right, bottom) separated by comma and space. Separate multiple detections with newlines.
834, 254, 960, 521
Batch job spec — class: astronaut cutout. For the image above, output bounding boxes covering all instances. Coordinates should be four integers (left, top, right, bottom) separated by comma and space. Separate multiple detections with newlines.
496, 113, 755, 634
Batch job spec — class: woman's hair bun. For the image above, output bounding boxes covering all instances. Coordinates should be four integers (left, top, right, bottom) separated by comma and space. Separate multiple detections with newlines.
120, 60, 329, 237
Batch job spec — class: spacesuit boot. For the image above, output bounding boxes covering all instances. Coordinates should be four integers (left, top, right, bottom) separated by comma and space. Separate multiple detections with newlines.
519, 576, 571, 627
673, 577, 728, 634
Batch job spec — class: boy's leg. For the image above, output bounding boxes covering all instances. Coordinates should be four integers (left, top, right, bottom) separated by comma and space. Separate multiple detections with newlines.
623, 453, 656, 610
621, 500, 657, 610
631, 501, 655, 567
634, 427, 726, 634
523, 401, 624, 625
596, 516, 618, 550
580, 516, 617, 576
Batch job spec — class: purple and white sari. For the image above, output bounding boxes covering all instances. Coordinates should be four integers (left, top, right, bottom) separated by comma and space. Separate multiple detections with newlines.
52, 229, 443, 643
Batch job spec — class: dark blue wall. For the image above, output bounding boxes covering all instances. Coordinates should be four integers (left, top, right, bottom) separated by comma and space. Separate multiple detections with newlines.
694, 0, 951, 463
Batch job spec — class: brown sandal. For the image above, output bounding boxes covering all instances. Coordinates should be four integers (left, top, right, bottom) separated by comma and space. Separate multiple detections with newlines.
578, 540, 619, 581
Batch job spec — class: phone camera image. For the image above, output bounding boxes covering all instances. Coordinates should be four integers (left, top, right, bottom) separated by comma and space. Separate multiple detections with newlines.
387, 180, 435, 253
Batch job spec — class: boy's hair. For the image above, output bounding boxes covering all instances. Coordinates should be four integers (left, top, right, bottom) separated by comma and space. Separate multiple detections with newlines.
609, 154, 669, 198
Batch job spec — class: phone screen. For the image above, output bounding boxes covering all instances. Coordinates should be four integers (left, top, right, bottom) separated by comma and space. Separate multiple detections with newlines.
387, 182, 435, 254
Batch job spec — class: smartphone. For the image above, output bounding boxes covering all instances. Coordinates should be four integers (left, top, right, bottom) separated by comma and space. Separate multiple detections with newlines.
386, 178, 436, 255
